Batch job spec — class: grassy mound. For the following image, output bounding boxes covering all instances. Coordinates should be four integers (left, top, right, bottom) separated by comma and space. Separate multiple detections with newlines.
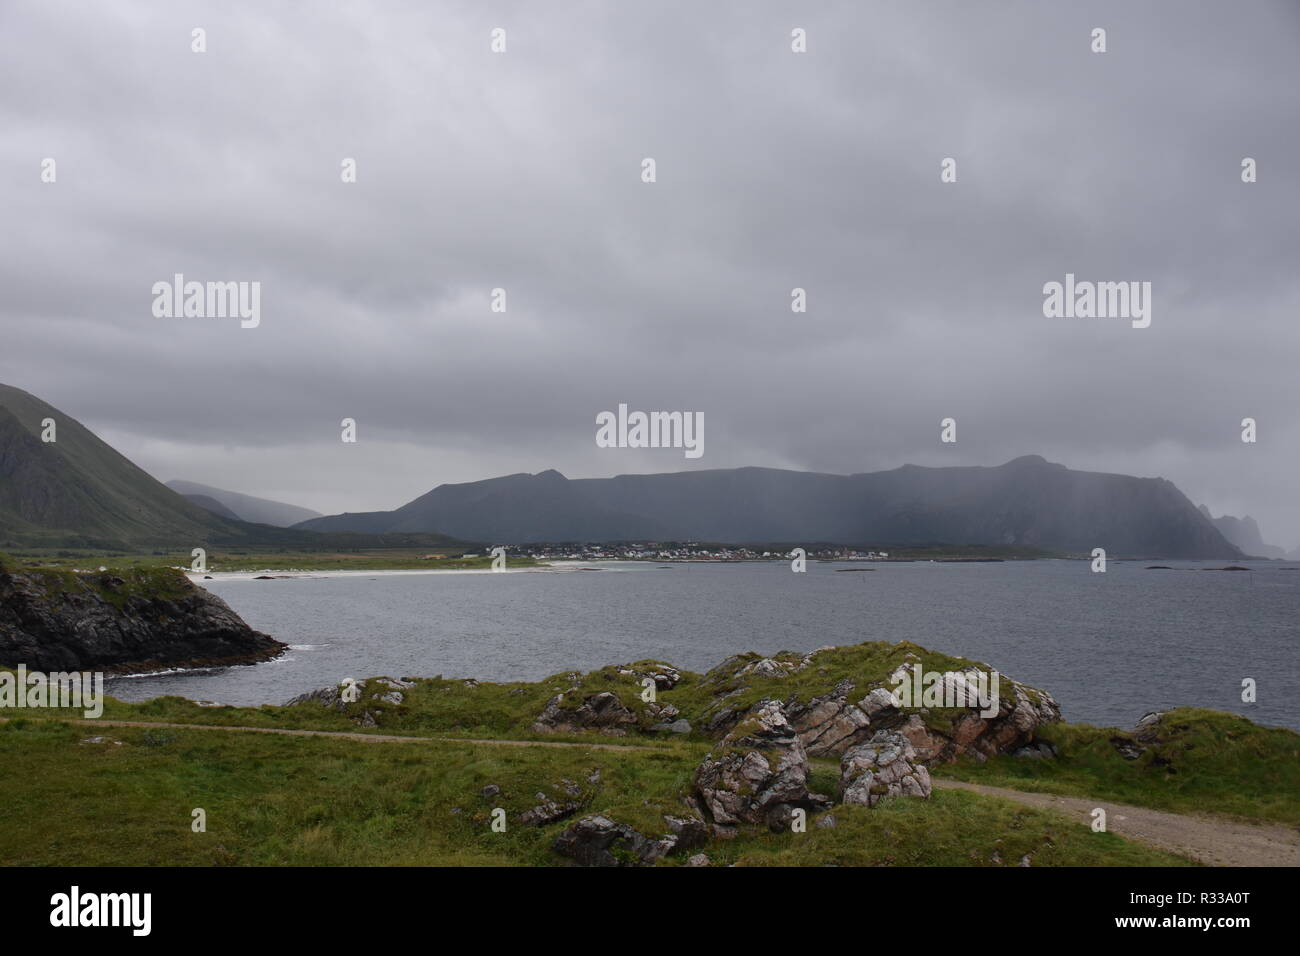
934, 707, 1300, 825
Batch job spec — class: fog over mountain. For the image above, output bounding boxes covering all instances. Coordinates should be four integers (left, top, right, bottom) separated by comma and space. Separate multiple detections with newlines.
1198, 505, 1287, 559
2, 2, 1297, 544
167, 480, 322, 528
298, 455, 1242, 559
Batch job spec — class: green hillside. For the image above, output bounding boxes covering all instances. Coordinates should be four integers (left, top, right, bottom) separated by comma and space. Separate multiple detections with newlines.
0, 384, 473, 556
0, 384, 245, 549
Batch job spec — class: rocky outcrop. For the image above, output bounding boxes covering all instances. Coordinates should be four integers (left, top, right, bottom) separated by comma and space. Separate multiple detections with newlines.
286, 676, 412, 727
0, 565, 284, 673
519, 800, 582, 827
1107, 710, 1169, 761
531, 691, 639, 735
616, 662, 682, 691
839, 731, 932, 807
553, 813, 708, 867
782, 663, 1061, 764
531, 660, 684, 736
692, 700, 827, 831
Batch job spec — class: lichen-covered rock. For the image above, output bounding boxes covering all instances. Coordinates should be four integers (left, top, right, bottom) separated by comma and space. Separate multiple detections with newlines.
692, 700, 816, 826
1133, 711, 1166, 746
839, 731, 932, 807
783, 662, 1062, 764
884, 667, 1062, 763
519, 800, 582, 827
553, 813, 705, 867
531, 690, 639, 735
616, 661, 682, 690
785, 690, 873, 756
285, 678, 396, 727
285, 684, 350, 709
651, 718, 692, 734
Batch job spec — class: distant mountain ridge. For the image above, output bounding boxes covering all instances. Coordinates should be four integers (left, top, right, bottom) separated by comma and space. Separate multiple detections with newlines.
179, 493, 240, 521
0, 383, 474, 553
297, 455, 1243, 559
0, 383, 244, 549
1197, 506, 1286, 559
167, 479, 322, 528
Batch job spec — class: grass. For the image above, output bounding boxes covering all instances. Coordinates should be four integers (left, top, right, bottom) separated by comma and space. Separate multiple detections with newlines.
5, 550, 542, 573
6, 642, 1004, 745
0, 718, 1195, 867
719, 789, 1195, 867
13, 565, 194, 610
933, 708, 1300, 826
7, 637, 1296, 830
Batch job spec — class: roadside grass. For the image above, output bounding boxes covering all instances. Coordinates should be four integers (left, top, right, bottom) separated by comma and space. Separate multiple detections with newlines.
0, 719, 1193, 867
718, 790, 1196, 867
932, 708, 1300, 826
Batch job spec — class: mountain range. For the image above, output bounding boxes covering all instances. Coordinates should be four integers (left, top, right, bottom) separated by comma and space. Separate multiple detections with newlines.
0, 382, 1270, 558
296, 456, 1246, 559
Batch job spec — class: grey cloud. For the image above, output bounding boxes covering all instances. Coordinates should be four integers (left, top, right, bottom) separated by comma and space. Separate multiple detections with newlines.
2, 0, 1297, 542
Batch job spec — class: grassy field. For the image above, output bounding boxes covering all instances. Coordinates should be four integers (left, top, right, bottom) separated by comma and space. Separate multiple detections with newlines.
0, 718, 1194, 867
8, 664, 1296, 835
932, 708, 1300, 826
3, 549, 541, 573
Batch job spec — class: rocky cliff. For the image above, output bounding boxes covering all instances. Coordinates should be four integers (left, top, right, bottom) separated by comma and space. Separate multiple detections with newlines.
0, 559, 284, 673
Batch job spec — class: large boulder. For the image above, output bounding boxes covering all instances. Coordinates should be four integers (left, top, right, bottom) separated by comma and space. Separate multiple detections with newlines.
692, 700, 819, 829
883, 665, 1062, 763
839, 731, 932, 807
784, 663, 1060, 764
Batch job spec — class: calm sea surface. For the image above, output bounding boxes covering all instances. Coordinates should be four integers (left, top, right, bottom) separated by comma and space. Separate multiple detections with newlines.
105, 560, 1300, 730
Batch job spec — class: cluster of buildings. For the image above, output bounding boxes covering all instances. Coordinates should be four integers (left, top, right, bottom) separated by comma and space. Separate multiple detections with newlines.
505, 543, 891, 562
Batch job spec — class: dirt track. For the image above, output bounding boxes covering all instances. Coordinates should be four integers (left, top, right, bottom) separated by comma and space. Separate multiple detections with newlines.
934, 778, 1300, 867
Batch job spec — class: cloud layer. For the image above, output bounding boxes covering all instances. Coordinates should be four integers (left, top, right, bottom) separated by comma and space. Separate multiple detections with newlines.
3, 1, 1297, 544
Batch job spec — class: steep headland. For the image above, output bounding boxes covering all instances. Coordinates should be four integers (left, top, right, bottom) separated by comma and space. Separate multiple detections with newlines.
0, 555, 284, 672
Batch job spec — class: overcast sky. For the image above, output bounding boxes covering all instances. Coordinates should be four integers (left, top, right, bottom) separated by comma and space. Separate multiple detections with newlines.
3, 1, 1298, 544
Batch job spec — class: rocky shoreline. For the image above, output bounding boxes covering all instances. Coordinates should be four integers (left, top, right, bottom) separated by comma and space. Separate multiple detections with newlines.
0, 562, 285, 674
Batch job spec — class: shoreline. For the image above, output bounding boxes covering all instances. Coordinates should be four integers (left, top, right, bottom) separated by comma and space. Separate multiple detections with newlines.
181, 560, 655, 583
